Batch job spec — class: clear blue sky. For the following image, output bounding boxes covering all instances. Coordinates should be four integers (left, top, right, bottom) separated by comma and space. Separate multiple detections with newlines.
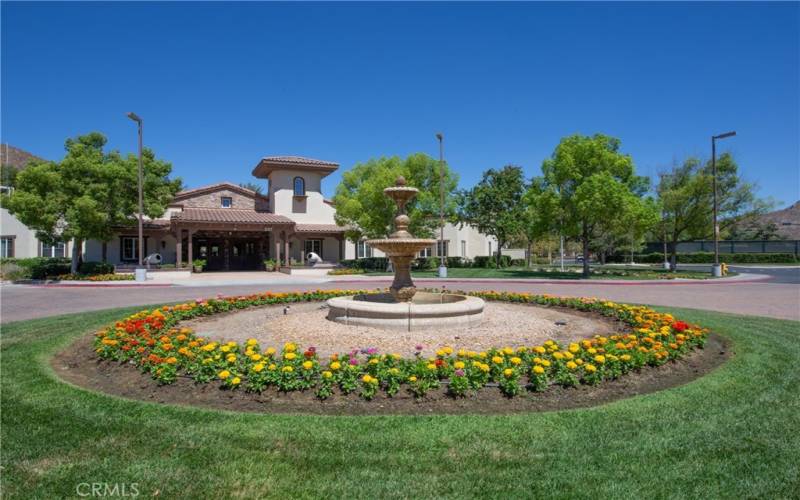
2, 2, 798, 207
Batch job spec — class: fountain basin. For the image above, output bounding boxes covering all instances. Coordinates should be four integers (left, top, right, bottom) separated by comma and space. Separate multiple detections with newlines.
326, 292, 485, 331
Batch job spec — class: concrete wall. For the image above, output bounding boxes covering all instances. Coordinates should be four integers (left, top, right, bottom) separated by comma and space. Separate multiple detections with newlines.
1, 207, 77, 259
268, 169, 337, 224
84, 233, 177, 266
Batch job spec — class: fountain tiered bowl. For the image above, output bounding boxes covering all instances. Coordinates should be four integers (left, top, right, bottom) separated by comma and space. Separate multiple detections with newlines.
326, 177, 484, 331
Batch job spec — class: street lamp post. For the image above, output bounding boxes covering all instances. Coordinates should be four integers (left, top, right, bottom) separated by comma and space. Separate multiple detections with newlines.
127, 112, 146, 281
436, 132, 447, 278
711, 130, 736, 277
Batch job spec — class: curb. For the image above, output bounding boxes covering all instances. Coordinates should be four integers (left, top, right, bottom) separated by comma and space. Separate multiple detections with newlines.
333, 274, 774, 287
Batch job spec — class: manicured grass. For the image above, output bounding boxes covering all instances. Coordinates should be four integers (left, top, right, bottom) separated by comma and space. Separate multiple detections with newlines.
366, 266, 717, 280
1, 306, 798, 498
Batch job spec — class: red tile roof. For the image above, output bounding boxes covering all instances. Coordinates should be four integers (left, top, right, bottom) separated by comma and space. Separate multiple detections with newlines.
294, 223, 347, 233
171, 208, 293, 225
252, 156, 339, 178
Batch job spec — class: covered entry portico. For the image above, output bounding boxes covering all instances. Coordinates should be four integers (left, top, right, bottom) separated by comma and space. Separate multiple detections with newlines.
172, 208, 296, 271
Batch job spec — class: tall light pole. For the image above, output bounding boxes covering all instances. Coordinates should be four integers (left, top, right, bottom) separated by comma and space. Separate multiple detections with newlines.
711, 130, 736, 277
127, 112, 145, 279
436, 132, 447, 278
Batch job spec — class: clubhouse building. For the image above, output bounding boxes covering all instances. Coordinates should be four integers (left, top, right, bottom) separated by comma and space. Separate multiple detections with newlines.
1, 153, 499, 271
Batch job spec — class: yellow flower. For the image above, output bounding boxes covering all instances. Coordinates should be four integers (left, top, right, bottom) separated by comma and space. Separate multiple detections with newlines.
587, 348, 597, 355
568, 343, 580, 353
218, 370, 231, 379
453, 361, 465, 370
202, 342, 217, 352
534, 346, 546, 354
408, 375, 418, 383
566, 361, 577, 370
553, 352, 564, 360
620, 354, 632, 362
478, 352, 488, 359
533, 365, 545, 375
284, 342, 296, 352
282, 365, 294, 373
541, 359, 551, 367
503, 368, 514, 378
231, 377, 241, 385
253, 363, 265, 372
362, 374, 376, 384
226, 354, 237, 363
585, 364, 597, 373
426, 363, 437, 370
302, 360, 313, 370
436, 349, 446, 357
491, 356, 504, 364
481, 363, 490, 373
369, 358, 379, 365
503, 347, 514, 355
246, 338, 258, 346
457, 349, 467, 357
220, 345, 231, 353
265, 347, 276, 355
322, 370, 333, 379
510, 357, 522, 365
564, 351, 574, 360
575, 358, 584, 366
284, 352, 297, 361
330, 361, 341, 371
594, 355, 606, 364
268, 363, 277, 371
250, 353, 262, 362
443, 346, 453, 355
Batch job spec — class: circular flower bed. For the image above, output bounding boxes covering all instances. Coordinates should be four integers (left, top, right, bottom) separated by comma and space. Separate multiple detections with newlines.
94, 290, 710, 400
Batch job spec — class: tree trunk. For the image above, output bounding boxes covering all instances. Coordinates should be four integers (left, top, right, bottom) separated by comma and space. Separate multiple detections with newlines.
669, 238, 678, 272
101, 242, 108, 262
526, 242, 532, 268
599, 251, 606, 265
496, 240, 503, 268
581, 223, 590, 278
70, 238, 83, 274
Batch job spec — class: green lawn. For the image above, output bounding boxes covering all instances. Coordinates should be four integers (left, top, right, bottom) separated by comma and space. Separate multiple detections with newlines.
365, 266, 717, 280
1, 306, 798, 498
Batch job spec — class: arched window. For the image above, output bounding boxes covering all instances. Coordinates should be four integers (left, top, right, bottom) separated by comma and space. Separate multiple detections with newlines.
293, 176, 306, 196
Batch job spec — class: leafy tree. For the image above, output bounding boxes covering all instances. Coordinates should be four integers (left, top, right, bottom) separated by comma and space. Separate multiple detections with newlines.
1, 132, 182, 272
1, 165, 20, 188
333, 153, 459, 242
541, 134, 654, 277
457, 165, 527, 267
238, 181, 263, 194
515, 178, 560, 267
657, 153, 769, 268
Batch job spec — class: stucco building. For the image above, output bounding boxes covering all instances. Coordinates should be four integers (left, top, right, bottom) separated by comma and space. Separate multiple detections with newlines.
74, 155, 499, 270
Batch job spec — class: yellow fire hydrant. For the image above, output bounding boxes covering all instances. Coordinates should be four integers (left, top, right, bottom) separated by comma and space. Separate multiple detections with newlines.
721, 263, 729, 276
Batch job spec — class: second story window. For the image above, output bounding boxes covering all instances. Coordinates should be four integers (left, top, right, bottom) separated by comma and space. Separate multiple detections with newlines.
293, 177, 305, 196
221, 196, 233, 208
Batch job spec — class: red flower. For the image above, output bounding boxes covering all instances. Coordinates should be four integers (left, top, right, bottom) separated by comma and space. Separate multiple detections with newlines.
672, 321, 689, 332
434, 359, 445, 367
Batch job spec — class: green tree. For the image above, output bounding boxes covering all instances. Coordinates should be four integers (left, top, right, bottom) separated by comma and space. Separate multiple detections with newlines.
457, 165, 527, 267
1, 132, 182, 272
657, 154, 768, 268
333, 153, 459, 242
514, 178, 560, 267
541, 134, 654, 277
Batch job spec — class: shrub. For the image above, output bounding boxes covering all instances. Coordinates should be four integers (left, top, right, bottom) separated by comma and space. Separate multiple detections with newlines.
79, 261, 115, 275
472, 256, 494, 268
607, 252, 798, 264
0, 257, 71, 279
328, 268, 365, 275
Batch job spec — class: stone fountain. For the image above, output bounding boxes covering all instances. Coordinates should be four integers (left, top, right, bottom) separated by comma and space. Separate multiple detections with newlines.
327, 176, 484, 331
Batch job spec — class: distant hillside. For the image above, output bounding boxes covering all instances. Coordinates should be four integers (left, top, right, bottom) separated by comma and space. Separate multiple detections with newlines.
758, 202, 800, 239
1, 144, 45, 169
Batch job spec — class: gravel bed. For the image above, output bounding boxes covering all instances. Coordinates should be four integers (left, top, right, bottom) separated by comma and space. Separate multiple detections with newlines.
181, 302, 620, 357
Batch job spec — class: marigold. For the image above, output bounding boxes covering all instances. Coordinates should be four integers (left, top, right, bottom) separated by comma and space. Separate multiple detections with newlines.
330, 361, 341, 371
510, 357, 522, 365
585, 364, 597, 373
284, 352, 297, 360
566, 361, 577, 370
594, 355, 606, 364
218, 370, 231, 379
282, 366, 294, 373
231, 377, 241, 385
503, 368, 514, 378
253, 363, 265, 372
302, 361, 314, 370
533, 365, 545, 375
453, 361, 465, 370
322, 371, 333, 379
491, 356, 504, 364
408, 375, 418, 382
165, 356, 177, 364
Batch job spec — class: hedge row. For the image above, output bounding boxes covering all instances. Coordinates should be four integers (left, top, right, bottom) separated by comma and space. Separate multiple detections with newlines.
0, 258, 115, 280
606, 252, 798, 264
340, 255, 531, 271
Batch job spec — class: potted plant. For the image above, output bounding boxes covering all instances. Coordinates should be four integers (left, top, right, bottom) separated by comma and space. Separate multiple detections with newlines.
192, 259, 207, 273
263, 259, 277, 272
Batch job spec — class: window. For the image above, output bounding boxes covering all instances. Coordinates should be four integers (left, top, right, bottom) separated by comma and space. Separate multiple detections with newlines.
356, 240, 373, 259
461, 240, 466, 257
293, 177, 306, 196
436, 240, 449, 257
304, 239, 322, 258
221, 196, 233, 208
1, 237, 14, 258
418, 246, 433, 258
41, 241, 66, 258
121, 237, 138, 261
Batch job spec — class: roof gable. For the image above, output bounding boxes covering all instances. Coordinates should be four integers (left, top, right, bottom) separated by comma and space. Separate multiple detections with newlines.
252, 155, 339, 179
173, 182, 267, 202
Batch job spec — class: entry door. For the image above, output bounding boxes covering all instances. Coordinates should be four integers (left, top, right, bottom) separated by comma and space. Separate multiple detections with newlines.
304, 239, 322, 260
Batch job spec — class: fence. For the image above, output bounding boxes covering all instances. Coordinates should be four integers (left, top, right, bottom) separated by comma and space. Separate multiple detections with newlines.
644, 240, 800, 255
